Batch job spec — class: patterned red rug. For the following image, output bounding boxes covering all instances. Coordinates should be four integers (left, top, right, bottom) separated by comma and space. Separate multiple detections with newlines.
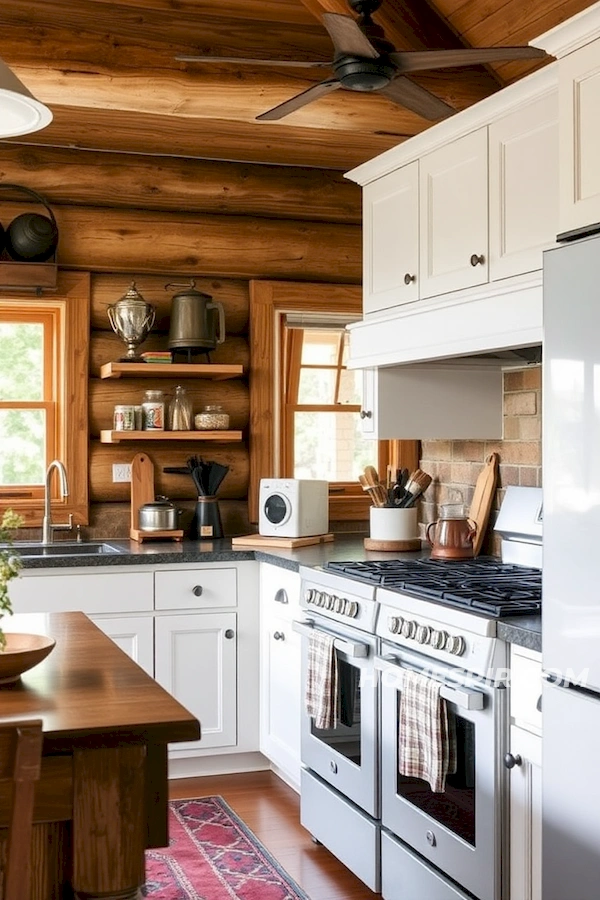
144, 796, 310, 900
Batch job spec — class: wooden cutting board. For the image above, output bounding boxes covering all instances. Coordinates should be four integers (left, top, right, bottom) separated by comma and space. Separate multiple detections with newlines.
130, 451, 183, 542
469, 452, 500, 557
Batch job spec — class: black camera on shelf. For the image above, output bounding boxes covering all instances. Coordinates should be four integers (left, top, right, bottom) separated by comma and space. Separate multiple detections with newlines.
0, 184, 58, 263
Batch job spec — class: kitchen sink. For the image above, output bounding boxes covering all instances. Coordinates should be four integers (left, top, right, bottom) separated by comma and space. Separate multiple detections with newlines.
4, 541, 127, 558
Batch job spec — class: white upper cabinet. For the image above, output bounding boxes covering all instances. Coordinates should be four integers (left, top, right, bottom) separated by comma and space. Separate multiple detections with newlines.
489, 93, 559, 279
558, 37, 600, 235
363, 162, 419, 314
419, 129, 489, 298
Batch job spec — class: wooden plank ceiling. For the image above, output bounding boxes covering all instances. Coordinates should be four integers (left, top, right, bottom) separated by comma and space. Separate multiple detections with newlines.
0, 0, 596, 172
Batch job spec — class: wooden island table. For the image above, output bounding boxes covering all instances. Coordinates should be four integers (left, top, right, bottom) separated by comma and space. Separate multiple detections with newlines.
0, 611, 200, 900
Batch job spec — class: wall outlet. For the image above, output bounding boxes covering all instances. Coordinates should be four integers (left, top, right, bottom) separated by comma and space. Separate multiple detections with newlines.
112, 463, 132, 483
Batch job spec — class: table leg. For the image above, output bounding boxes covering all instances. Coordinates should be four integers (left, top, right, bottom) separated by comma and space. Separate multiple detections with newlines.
72, 745, 146, 900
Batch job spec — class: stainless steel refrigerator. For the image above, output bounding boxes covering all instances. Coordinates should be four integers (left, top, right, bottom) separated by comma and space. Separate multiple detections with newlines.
543, 232, 600, 900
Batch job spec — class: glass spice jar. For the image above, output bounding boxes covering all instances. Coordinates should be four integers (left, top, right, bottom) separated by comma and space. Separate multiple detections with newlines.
194, 404, 230, 431
168, 385, 193, 431
142, 389, 165, 430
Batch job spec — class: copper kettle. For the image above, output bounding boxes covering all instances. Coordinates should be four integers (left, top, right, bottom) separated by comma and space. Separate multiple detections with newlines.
426, 503, 477, 560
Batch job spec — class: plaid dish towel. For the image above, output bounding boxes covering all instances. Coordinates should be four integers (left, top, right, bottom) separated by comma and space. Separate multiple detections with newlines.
305, 631, 339, 730
398, 669, 457, 793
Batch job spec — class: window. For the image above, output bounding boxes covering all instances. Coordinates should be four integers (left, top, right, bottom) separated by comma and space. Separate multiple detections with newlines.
0, 271, 90, 527
281, 323, 379, 486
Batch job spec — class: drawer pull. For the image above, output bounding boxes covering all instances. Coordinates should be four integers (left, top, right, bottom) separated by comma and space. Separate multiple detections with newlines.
470, 253, 485, 267
192, 585, 203, 597
504, 752, 523, 769
359, 410, 372, 420
404, 273, 416, 285
224, 629, 235, 640
273, 631, 285, 641
536, 694, 542, 712
274, 589, 288, 604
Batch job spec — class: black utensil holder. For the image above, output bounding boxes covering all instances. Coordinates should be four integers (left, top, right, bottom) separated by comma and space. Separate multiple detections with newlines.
192, 496, 223, 540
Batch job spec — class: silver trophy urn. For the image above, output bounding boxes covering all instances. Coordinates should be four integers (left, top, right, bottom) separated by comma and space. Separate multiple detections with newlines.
107, 282, 156, 362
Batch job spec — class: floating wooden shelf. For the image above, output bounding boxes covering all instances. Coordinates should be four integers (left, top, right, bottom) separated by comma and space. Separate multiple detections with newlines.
100, 429, 242, 444
100, 362, 243, 380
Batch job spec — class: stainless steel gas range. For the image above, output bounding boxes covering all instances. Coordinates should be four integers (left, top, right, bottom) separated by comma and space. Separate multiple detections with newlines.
297, 487, 542, 900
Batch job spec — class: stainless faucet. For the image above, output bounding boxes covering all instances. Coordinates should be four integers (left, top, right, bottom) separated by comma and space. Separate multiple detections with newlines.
42, 460, 73, 544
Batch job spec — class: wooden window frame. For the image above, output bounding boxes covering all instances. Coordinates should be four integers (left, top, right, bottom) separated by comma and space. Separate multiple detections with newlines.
0, 271, 90, 528
249, 280, 418, 524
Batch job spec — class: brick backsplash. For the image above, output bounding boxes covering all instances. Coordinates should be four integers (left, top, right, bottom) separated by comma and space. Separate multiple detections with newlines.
419, 364, 542, 556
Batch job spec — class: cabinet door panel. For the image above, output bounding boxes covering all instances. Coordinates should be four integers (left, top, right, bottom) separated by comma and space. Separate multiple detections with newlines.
489, 94, 558, 280
260, 615, 301, 783
509, 724, 542, 900
364, 162, 419, 314
91, 614, 154, 676
559, 39, 600, 234
419, 129, 488, 298
155, 612, 237, 750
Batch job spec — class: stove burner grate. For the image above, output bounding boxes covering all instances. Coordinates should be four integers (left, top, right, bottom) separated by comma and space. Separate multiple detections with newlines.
325, 557, 541, 617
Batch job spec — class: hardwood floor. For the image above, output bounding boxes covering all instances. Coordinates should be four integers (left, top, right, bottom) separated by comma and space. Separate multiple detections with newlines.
169, 770, 378, 900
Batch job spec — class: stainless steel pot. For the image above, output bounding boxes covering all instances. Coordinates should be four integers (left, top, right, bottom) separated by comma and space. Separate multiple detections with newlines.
138, 497, 182, 531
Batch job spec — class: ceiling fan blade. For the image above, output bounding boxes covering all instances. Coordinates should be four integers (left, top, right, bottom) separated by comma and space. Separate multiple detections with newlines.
256, 79, 341, 121
389, 46, 548, 73
176, 55, 331, 68
379, 76, 455, 121
321, 13, 379, 59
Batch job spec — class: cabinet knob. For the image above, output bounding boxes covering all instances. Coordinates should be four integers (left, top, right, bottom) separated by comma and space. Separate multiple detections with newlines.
192, 585, 203, 597
224, 629, 235, 639
274, 589, 288, 604
470, 253, 485, 267
359, 410, 372, 420
404, 273, 416, 285
504, 752, 523, 769
273, 631, 285, 641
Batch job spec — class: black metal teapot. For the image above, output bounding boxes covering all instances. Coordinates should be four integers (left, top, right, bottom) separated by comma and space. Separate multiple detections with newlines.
166, 280, 225, 354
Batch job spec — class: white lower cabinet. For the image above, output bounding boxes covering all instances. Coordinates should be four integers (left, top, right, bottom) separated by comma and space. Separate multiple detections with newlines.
508, 645, 542, 900
259, 563, 302, 787
154, 611, 237, 751
91, 614, 154, 676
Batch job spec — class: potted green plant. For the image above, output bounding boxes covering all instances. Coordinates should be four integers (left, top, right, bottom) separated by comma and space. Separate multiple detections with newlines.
0, 509, 23, 649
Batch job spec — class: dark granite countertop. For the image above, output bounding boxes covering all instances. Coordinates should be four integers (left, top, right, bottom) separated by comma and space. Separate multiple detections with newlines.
15, 535, 541, 651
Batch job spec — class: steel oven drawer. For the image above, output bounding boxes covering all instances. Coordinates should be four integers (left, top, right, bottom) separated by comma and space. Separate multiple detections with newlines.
381, 830, 473, 900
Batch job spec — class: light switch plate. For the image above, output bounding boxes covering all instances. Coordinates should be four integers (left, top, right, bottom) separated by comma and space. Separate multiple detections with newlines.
112, 463, 132, 483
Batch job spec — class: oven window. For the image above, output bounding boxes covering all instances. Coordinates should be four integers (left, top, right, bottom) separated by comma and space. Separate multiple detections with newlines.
310, 657, 362, 765
396, 699, 476, 846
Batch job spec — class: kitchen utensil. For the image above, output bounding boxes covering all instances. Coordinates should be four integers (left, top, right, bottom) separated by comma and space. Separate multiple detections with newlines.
426, 502, 477, 560
167, 280, 226, 354
107, 282, 156, 362
469, 452, 500, 556
187, 456, 230, 497
129, 452, 183, 542
5, 211, 58, 262
138, 496, 182, 531
398, 469, 432, 507
191, 495, 224, 539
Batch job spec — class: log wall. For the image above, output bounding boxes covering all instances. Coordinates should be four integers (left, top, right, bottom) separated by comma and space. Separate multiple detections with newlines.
0, 147, 362, 537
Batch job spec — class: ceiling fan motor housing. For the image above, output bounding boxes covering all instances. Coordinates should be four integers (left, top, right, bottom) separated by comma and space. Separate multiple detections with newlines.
334, 55, 395, 91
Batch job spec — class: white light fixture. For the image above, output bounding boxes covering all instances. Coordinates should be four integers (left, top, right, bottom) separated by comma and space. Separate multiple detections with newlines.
0, 58, 52, 138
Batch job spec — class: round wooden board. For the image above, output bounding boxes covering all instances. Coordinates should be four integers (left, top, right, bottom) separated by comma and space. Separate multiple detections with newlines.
364, 538, 421, 552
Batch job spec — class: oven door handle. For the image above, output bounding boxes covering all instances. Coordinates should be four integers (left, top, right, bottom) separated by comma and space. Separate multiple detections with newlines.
292, 620, 370, 658
375, 655, 484, 711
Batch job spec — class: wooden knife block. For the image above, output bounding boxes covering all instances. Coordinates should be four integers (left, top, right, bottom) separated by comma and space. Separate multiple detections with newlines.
130, 452, 183, 543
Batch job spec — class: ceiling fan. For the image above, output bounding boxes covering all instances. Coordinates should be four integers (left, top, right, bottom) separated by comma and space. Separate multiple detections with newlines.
176, 0, 549, 122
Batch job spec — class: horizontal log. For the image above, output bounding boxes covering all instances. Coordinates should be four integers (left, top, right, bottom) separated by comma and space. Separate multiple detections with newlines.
89, 442, 249, 502
90, 273, 249, 334
0, 201, 362, 282
13, 105, 401, 171
90, 332, 250, 377
0, 146, 361, 224
88, 498, 252, 540
89, 377, 249, 436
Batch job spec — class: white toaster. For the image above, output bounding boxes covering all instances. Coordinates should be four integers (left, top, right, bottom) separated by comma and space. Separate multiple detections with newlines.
259, 479, 329, 538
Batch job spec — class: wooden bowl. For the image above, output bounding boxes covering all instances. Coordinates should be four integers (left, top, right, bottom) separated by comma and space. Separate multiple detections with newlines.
0, 633, 56, 685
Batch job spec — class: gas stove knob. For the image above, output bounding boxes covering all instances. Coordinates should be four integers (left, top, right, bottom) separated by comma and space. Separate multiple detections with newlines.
334, 596, 345, 613
315, 591, 325, 607
448, 635, 466, 656
305, 589, 315, 604
388, 616, 403, 635
430, 629, 447, 650
346, 600, 359, 618
415, 624, 431, 645
401, 619, 417, 640
325, 594, 335, 610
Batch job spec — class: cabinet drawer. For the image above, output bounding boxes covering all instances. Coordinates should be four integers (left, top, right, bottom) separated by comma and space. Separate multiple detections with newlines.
10, 570, 153, 614
155, 566, 237, 610
260, 564, 301, 622
511, 645, 542, 732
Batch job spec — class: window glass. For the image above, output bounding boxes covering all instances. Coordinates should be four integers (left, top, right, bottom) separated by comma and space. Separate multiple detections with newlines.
300, 331, 342, 366
0, 409, 46, 485
293, 411, 377, 481
0, 322, 44, 400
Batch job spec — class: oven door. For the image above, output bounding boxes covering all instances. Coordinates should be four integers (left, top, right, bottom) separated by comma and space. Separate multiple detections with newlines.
377, 642, 507, 900
295, 615, 378, 817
